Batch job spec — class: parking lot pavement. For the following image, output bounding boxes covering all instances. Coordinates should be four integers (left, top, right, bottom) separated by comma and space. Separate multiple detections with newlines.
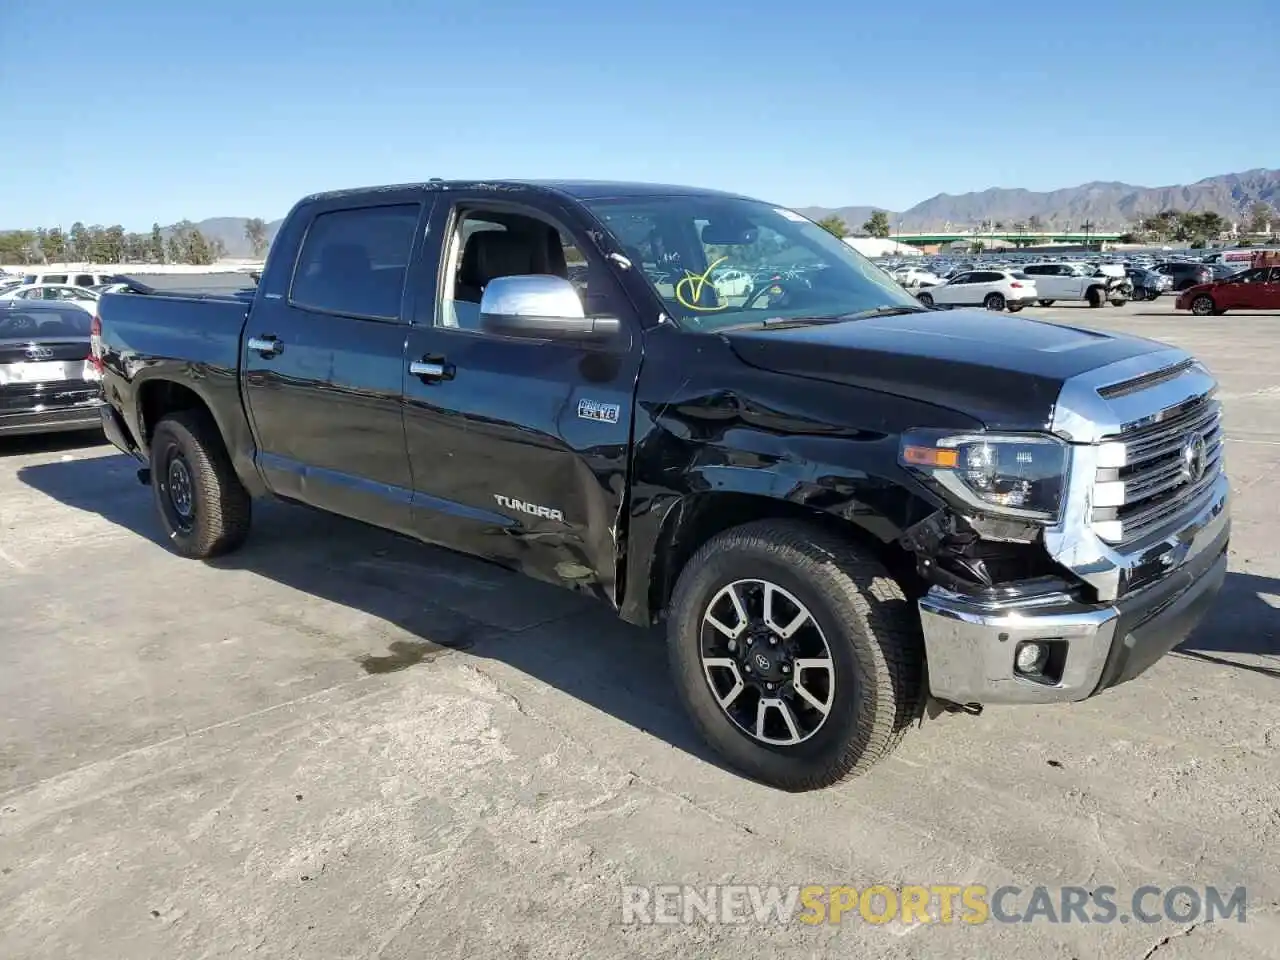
1, 300, 1278, 959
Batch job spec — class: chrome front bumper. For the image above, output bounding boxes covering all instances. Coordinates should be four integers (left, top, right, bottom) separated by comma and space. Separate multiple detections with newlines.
919, 477, 1230, 705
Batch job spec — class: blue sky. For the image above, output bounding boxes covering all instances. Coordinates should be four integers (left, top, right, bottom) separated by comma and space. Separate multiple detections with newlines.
2, 0, 1277, 229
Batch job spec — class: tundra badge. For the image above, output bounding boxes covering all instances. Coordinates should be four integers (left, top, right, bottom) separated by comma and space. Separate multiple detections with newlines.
494, 494, 565, 523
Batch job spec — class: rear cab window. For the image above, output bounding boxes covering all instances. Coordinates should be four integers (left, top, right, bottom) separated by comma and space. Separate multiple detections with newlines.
289, 204, 421, 321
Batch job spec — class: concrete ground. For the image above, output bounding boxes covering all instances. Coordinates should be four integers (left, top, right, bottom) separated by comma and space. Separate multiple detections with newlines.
1, 299, 1277, 959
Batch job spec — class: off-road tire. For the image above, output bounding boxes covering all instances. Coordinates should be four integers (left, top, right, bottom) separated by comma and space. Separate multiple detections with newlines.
150, 410, 252, 559
667, 519, 922, 791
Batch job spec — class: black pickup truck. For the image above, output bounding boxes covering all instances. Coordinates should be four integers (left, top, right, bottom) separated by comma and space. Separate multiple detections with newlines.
96, 180, 1230, 790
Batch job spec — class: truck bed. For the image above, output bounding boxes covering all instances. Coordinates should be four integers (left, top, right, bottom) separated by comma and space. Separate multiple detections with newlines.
98, 289, 251, 374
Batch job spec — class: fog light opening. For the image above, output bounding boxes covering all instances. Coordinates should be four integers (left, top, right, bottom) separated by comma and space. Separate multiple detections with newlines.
1014, 639, 1068, 685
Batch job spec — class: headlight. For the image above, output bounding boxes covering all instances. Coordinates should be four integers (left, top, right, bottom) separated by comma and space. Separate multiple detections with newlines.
899, 431, 1068, 521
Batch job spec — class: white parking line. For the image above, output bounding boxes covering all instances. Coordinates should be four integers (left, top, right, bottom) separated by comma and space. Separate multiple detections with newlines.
0, 545, 27, 571
1225, 437, 1280, 446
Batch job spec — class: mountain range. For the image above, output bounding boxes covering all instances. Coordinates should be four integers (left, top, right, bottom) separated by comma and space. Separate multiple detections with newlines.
799, 168, 1280, 233
160, 167, 1279, 257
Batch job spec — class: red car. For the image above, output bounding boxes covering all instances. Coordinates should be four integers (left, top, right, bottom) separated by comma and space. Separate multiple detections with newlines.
1176, 259, 1280, 316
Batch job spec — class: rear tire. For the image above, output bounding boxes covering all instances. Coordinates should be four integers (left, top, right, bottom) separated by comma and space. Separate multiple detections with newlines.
1190, 295, 1216, 317
667, 519, 922, 791
917, 292, 934, 307
1037, 299, 1055, 307
983, 292, 1006, 311
1086, 286, 1105, 308
150, 410, 252, 559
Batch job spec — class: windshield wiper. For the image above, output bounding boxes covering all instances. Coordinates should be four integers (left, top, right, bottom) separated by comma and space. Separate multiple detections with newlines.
833, 305, 930, 320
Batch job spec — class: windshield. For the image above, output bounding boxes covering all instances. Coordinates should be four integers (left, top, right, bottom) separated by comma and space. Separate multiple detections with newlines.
582, 195, 917, 330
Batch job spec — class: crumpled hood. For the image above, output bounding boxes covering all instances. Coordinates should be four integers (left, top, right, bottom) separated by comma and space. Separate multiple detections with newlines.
724, 309, 1165, 431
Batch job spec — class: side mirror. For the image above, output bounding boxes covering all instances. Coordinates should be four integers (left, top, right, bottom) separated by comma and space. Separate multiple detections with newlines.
479, 275, 620, 343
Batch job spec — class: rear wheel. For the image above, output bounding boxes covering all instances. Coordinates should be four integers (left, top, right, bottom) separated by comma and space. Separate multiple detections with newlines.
983, 292, 1006, 311
917, 292, 934, 307
667, 520, 922, 791
150, 410, 252, 559
1190, 295, 1216, 317
1037, 299, 1055, 307
1086, 286, 1105, 308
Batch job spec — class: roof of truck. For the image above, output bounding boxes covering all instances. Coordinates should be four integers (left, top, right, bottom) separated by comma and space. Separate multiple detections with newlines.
300, 179, 752, 205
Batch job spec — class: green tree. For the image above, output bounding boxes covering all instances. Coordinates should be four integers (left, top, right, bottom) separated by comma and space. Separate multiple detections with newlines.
244, 217, 268, 258
68, 221, 89, 262
207, 235, 227, 262
0, 231, 40, 264
862, 210, 891, 238
816, 215, 847, 238
123, 232, 149, 262
1247, 201, 1273, 234
41, 227, 67, 262
971, 240, 986, 254
150, 223, 166, 263
101, 225, 126, 263
166, 235, 183, 263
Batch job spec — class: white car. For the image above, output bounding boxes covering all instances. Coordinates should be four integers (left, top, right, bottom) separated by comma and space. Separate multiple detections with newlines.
892, 266, 942, 289
1019, 263, 1130, 307
0, 283, 101, 313
15, 269, 115, 288
915, 269, 1037, 312
709, 267, 754, 300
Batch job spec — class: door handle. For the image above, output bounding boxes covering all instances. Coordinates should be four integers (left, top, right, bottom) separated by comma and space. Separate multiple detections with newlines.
409, 356, 454, 382
247, 336, 283, 357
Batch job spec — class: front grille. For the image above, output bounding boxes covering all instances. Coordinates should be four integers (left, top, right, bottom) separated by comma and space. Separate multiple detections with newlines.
1091, 391, 1224, 545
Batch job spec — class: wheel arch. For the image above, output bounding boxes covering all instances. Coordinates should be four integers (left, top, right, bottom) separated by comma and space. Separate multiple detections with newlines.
626, 488, 927, 627
134, 375, 266, 497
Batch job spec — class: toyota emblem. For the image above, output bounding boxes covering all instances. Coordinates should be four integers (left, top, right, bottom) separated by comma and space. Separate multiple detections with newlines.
25, 346, 53, 360
1179, 432, 1208, 485
753, 653, 771, 671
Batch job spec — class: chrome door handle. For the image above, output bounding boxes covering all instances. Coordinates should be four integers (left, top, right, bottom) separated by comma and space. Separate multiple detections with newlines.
247, 336, 282, 356
409, 358, 454, 381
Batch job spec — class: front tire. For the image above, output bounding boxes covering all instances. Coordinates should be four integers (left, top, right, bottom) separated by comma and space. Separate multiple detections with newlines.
983, 292, 1006, 311
917, 292, 934, 307
1190, 295, 1216, 317
667, 520, 922, 791
1086, 286, 1104, 308
150, 410, 252, 559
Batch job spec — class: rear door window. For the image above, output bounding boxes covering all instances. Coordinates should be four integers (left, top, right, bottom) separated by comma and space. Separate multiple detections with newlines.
289, 204, 421, 321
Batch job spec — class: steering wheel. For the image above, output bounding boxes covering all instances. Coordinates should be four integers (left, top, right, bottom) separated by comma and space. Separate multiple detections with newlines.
740, 277, 803, 311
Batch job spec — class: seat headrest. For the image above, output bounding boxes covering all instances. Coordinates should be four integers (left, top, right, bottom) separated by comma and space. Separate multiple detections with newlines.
460, 230, 542, 290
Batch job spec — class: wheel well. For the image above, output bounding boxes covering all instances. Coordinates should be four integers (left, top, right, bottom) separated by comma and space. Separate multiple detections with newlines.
138, 380, 210, 444
647, 492, 917, 623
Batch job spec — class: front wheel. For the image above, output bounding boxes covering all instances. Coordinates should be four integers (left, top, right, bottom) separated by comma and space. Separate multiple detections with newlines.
1086, 286, 1105, 308
1190, 295, 1216, 317
667, 520, 922, 791
983, 292, 1006, 311
917, 292, 934, 307
1131, 286, 1147, 302
150, 410, 252, 559
1037, 299, 1055, 307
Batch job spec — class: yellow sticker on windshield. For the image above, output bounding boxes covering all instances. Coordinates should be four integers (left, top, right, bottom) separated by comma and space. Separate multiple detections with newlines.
674, 256, 731, 311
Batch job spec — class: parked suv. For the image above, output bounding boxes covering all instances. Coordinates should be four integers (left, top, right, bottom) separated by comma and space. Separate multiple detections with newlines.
1153, 262, 1213, 291
915, 269, 1036, 311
